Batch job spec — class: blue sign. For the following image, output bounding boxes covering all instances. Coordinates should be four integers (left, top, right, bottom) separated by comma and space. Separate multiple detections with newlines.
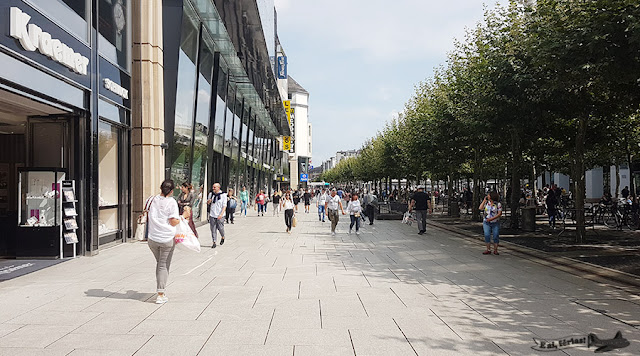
300, 173, 308, 182
277, 56, 287, 79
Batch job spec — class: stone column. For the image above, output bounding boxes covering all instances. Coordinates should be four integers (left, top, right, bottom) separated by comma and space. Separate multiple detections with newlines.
131, 0, 165, 224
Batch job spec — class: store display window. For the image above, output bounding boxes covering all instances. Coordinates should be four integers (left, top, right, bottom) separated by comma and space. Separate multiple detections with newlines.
98, 121, 119, 236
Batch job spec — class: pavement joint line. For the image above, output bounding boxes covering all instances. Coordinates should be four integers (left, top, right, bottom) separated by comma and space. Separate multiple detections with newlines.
131, 335, 154, 356
488, 293, 527, 315
341, 260, 347, 271
263, 309, 276, 345
196, 320, 221, 355
196, 292, 220, 320
356, 292, 369, 317
388, 268, 402, 281
429, 308, 463, 340
332, 276, 337, 292
234, 251, 245, 260
386, 254, 398, 264
242, 272, 254, 286
418, 282, 438, 299
362, 272, 372, 287
348, 329, 357, 356
315, 264, 318, 276
183, 256, 215, 275
491, 340, 512, 356
392, 318, 418, 356
458, 299, 499, 326
252, 286, 264, 308
282, 267, 288, 281
297, 281, 301, 299
390, 287, 408, 308
428, 220, 640, 293
571, 298, 640, 329
238, 259, 249, 271
318, 299, 323, 329
271, 257, 278, 267
263, 248, 271, 256
364, 257, 373, 267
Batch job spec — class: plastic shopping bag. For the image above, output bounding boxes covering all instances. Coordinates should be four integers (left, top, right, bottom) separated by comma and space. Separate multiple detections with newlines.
402, 211, 415, 226
175, 218, 201, 252
292, 215, 298, 228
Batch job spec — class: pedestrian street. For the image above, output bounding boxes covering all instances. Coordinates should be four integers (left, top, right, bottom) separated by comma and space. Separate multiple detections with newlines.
0, 209, 639, 355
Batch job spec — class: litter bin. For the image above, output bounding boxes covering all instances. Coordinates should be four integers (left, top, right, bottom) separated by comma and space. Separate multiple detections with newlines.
521, 207, 536, 232
449, 201, 460, 218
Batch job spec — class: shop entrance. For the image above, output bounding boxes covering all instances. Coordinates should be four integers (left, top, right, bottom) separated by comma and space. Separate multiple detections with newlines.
0, 88, 80, 258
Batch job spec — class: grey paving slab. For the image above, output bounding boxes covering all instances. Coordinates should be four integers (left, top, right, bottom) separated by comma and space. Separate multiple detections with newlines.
0, 208, 639, 355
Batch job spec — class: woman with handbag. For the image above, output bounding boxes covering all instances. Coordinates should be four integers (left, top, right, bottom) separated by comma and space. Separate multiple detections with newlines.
281, 191, 295, 234
346, 193, 362, 235
146, 179, 180, 304
177, 182, 194, 215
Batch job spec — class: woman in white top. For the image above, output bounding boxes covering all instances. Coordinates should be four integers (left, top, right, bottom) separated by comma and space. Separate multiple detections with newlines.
281, 191, 296, 234
347, 193, 363, 235
146, 179, 180, 304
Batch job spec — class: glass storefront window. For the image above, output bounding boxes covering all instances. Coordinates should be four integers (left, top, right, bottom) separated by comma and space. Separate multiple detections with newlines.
213, 68, 228, 154
28, 0, 89, 42
170, 9, 199, 188
98, 121, 119, 236
191, 36, 214, 220
98, 0, 131, 71
223, 87, 235, 157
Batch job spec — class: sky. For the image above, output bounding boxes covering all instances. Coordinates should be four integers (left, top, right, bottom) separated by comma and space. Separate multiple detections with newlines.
274, 0, 507, 166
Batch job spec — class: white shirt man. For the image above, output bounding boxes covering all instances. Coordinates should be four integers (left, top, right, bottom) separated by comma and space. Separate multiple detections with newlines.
325, 190, 345, 236
207, 183, 227, 248
317, 190, 329, 222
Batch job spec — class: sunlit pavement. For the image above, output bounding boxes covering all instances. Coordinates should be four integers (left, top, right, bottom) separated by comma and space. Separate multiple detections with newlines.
0, 207, 639, 356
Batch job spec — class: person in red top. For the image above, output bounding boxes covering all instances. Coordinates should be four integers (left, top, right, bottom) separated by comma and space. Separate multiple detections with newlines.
256, 190, 267, 216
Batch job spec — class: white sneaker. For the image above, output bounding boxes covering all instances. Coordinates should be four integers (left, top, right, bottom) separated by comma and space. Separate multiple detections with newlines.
356, 231, 360, 235
155, 294, 168, 304
331, 232, 336, 236
348, 229, 352, 235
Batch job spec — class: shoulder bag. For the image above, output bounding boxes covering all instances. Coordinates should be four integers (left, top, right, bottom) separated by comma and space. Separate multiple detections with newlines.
135, 195, 157, 241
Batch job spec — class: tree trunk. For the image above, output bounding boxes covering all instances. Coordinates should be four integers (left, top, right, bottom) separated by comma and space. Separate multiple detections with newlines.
510, 132, 522, 229
472, 148, 481, 221
615, 163, 620, 198
573, 117, 588, 243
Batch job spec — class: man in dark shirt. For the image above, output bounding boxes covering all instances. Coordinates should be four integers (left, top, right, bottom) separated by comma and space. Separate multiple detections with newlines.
409, 186, 432, 235
303, 189, 312, 213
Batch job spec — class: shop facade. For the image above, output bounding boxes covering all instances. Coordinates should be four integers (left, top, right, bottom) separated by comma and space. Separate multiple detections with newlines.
0, 0, 132, 258
155, 0, 289, 222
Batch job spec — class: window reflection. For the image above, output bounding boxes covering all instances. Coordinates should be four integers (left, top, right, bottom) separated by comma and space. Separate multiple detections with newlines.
28, 0, 89, 41
98, 0, 131, 70
170, 9, 199, 189
213, 68, 228, 154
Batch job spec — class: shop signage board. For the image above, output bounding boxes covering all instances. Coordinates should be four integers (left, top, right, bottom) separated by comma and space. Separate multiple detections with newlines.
9, 7, 89, 75
277, 55, 287, 79
282, 136, 291, 151
284, 100, 291, 125
300, 174, 308, 182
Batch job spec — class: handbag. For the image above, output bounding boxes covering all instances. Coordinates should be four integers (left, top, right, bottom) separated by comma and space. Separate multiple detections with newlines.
135, 195, 157, 241
292, 215, 298, 228
175, 218, 201, 252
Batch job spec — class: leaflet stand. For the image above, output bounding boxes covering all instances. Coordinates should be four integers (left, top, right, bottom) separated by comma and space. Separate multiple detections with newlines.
61, 180, 78, 258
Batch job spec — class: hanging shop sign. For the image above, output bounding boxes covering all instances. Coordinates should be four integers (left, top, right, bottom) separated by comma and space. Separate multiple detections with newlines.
9, 7, 89, 75
284, 100, 291, 125
277, 56, 287, 79
282, 136, 291, 151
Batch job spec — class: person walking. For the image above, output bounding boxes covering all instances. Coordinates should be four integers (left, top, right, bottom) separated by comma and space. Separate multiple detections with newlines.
317, 189, 328, 222
207, 183, 227, 248
272, 190, 281, 216
346, 193, 362, 235
293, 189, 301, 212
256, 190, 266, 216
325, 189, 345, 236
303, 189, 312, 213
545, 189, 558, 229
408, 185, 432, 235
146, 179, 180, 304
480, 191, 502, 255
177, 182, 194, 215
226, 188, 237, 224
239, 186, 249, 217
281, 191, 295, 234
362, 190, 377, 225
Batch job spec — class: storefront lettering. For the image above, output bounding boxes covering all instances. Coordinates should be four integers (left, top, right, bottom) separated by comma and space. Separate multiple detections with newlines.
9, 7, 89, 75
103, 79, 129, 99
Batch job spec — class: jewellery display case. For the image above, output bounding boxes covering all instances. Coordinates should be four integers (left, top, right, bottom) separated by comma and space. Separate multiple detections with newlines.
16, 168, 75, 258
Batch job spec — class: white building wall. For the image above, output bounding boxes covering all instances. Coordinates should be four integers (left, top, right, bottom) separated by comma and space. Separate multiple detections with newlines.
585, 167, 603, 200
291, 92, 310, 159
610, 165, 631, 197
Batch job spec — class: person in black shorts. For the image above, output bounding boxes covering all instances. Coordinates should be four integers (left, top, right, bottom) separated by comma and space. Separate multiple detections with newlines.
293, 190, 301, 212
408, 185, 432, 235
303, 189, 312, 213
